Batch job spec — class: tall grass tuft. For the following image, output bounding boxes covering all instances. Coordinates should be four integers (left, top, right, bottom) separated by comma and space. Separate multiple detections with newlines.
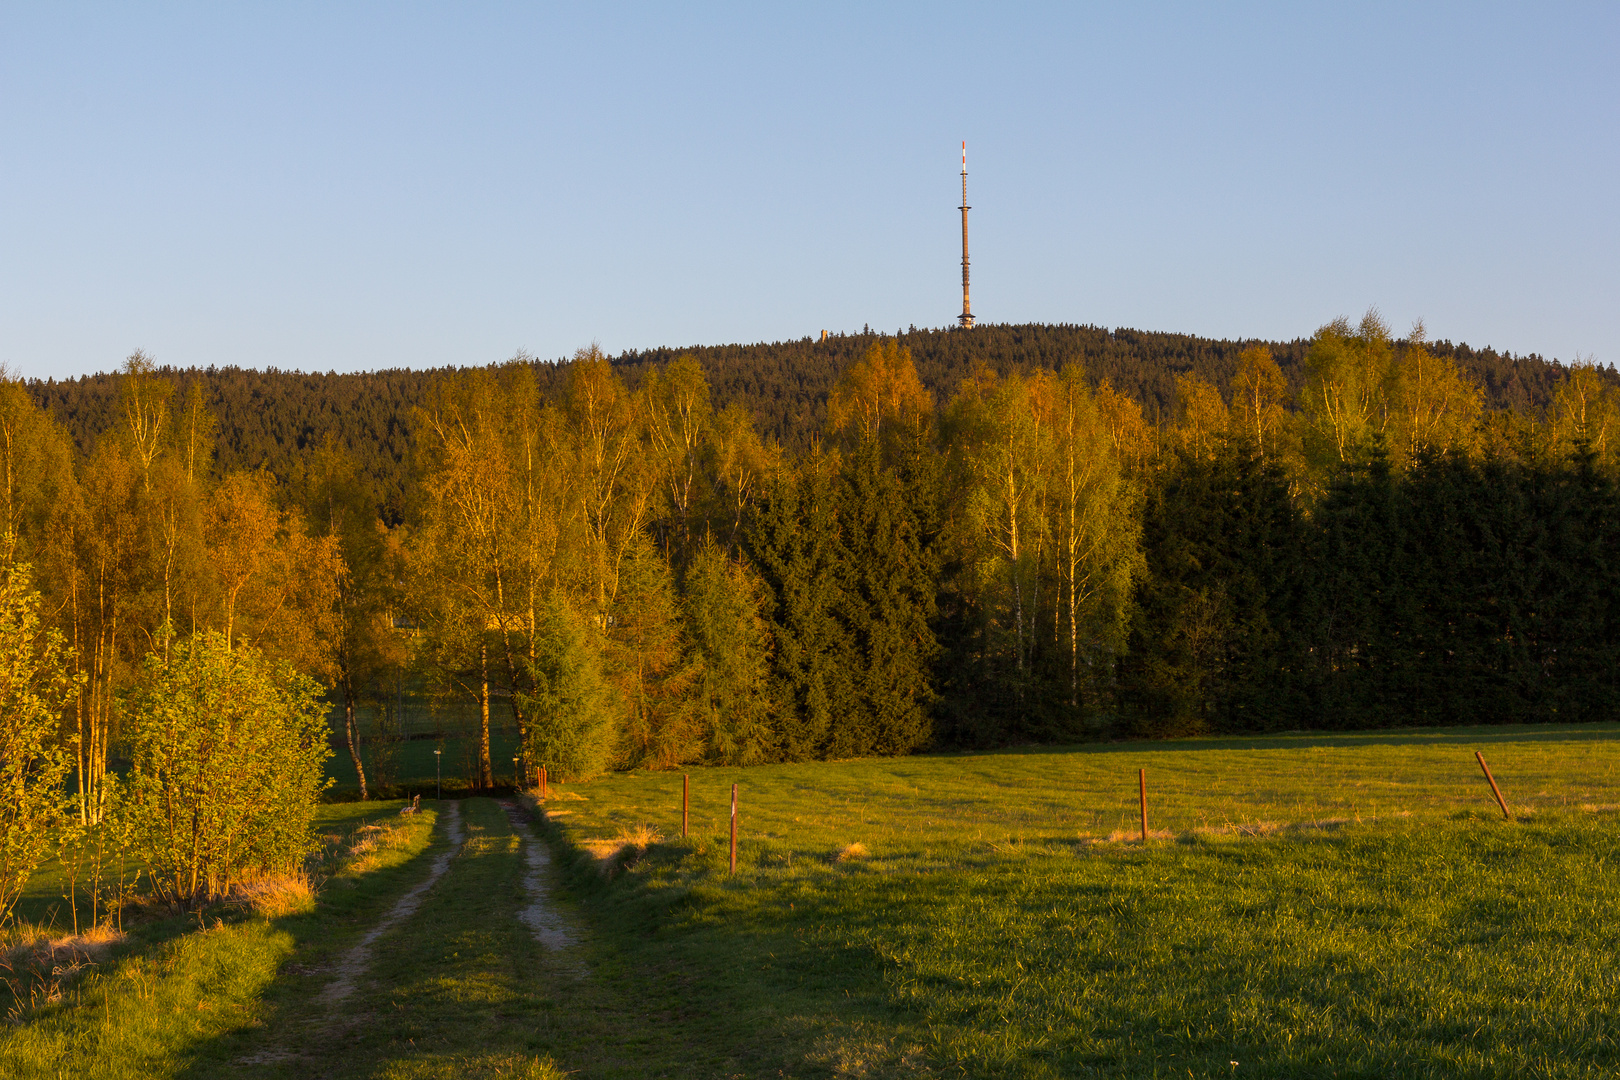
581, 823, 662, 873
1, 924, 124, 1016
228, 871, 315, 918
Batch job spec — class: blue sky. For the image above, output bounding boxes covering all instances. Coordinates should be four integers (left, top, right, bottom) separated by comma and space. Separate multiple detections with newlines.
2, 3, 1616, 379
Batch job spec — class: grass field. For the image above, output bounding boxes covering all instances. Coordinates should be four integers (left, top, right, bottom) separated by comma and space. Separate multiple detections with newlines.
550, 723, 1620, 855
538, 724, 1620, 1077
4, 725, 1619, 1078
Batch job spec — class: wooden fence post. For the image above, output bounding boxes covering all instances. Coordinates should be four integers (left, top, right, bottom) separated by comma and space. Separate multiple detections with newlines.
729, 783, 738, 875
1475, 751, 1512, 820
1139, 768, 1148, 843
682, 774, 689, 838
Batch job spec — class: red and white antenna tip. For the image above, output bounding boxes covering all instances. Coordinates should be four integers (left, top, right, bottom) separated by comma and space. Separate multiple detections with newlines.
961, 142, 966, 169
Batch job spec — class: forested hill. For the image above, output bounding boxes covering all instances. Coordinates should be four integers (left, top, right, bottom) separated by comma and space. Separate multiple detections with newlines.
615, 323, 1574, 443
26, 322, 1584, 521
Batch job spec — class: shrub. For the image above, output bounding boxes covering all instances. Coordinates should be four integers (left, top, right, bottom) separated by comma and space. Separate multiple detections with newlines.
0, 565, 76, 925
122, 632, 331, 906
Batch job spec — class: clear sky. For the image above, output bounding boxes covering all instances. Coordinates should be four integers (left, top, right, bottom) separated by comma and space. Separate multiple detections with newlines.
3, 3, 1616, 380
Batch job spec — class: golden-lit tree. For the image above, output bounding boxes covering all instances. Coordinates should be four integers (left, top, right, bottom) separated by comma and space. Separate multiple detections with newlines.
1173, 372, 1230, 460
563, 347, 658, 613
302, 438, 405, 800
1299, 310, 1397, 472
642, 354, 712, 563
1035, 365, 1143, 706
827, 338, 932, 443
1231, 345, 1290, 461
1551, 362, 1618, 466
944, 367, 1050, 681
1094, 378, 1156, 471
1391, 320, 1481, 461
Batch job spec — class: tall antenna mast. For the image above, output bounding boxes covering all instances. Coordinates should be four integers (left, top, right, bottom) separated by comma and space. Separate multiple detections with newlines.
958, 141, 974, 328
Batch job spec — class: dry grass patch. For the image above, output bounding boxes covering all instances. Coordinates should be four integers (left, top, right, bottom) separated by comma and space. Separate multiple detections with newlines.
1, 925, 124, 1014
580, 824, 662, 873
1104, 827, 1181, 843
835, 842, 869, 862
804, 1019, 939, 1078
229, 871, 316, 918
341, 820, 417, 875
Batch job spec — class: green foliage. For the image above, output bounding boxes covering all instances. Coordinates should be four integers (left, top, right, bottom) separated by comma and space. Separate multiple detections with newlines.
0, 801, 447, 1077
28, 325, 1590, 514
1304, 442, 1620, 727
683, 537, 776, 765
1299, 311, 1397, 474
745, 454, 850, 760
122, 632, 332, 906
1118, 440, 1304, 736
828, 438, 938, 756
0, 566, 77, 925
11, 322, 1620, 791
520, 595, 621, 779
609, 539, 700, 768
11, 736, 1620, 1078
744, 439, 941, 760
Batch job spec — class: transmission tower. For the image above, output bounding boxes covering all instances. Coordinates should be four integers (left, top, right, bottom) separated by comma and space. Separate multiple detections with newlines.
958, 142, 974, 329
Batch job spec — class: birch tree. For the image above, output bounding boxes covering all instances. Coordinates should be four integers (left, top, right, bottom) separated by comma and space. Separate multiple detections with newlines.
1391, 320, 1481, 461
1036, 366, 1142, 708
1299, 310, 1398, 475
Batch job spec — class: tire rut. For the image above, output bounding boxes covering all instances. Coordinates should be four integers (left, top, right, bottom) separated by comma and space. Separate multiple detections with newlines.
316, 800, 465, 1006
499, 800, 587, 975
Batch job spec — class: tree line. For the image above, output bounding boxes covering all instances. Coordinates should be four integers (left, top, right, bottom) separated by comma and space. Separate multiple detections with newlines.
1, 312, 1617, 913
28, 322, 1594, 526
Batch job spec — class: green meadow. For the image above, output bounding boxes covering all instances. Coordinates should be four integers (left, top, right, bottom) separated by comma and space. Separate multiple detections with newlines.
553, 723, 1620, 852
540, 725, 1620, 1077
5, 725, 1620, 1078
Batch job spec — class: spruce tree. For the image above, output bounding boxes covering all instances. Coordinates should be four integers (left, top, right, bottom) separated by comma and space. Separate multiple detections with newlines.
1118, 439, 1302, 736
744, 455, 847, 760
683, 537, 775, 764
829, 438, 939, 756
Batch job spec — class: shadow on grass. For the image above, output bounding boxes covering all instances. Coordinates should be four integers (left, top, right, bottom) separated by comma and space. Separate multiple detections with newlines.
162, 803, 458, 1080
1, 801, 450, 1080
544, 811, 1620, 1079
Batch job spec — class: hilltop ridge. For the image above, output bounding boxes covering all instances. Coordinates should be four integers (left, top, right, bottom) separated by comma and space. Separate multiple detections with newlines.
26, 322, 1594, 522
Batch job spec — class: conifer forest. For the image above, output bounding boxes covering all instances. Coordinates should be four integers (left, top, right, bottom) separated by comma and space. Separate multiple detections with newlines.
7, 314, 1620, 813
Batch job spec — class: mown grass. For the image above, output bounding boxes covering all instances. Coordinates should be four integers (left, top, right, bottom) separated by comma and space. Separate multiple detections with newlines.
537, 725, 1620, 1077
556, 724, 1620, 856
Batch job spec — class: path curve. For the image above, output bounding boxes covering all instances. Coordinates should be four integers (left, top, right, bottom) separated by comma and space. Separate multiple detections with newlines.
318, 801, 465, 1005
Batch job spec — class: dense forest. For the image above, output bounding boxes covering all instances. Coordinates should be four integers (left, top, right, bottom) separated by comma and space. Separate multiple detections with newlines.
27, 322, 1592, 525
2, 315, 1617, 813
